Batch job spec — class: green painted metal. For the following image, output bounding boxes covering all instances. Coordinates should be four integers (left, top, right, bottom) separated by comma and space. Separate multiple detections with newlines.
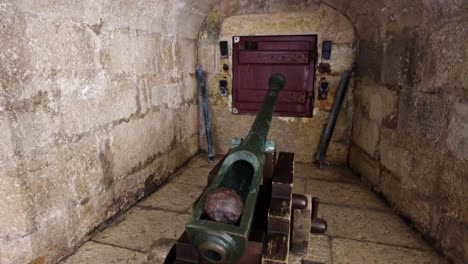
186, 74, 285, 263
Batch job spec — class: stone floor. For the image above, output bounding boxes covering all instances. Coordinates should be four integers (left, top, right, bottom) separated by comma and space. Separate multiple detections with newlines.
62, 154, 444, 264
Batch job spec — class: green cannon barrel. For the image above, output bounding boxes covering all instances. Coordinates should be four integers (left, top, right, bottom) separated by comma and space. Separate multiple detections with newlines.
186, 74, 285, 263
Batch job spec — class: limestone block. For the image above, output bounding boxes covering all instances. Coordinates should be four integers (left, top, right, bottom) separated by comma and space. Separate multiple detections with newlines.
60, 76, 137, 135
0, 234, 33, 264
0, 167, 32, 239
421, 19, 468, 93
16, 0, 102, 24
382, 30, 420, 87
221, 6, 355, 43
24, 15, 96, 76
437, 160, 468, 223
15, 107, 59, 156
176, 38, 197, 73
21, 133, 112, 263
446, 98, 468, 160
0, 113, 14, 166
153, 35, 177, 76
398, 189, 433, 232
379, 170, 401, 207
379, 128, 414, 178
326, 43, 355, 73
150, 83, 183, 109
175, 9, 206, 40
411, 93, 449, 144
136, 77, 151, 115
351, 111, 380, 157
349, 144, 381, 187
133, 33, 158, 75
355, 80, 398, 125
166, 134, 199, 172
112, 110, 175, 178
100, 30, 135, 76
123, 0, 169, 33
179, 104, 199, 141
180, 73, 198, 102
357, 40, 383, 81
198, 44, 216, 73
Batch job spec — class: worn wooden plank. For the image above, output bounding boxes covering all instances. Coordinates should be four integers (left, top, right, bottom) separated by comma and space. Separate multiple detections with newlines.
272, 152, 294, 184
268, 197, 291, 219
263, 232, 290, 263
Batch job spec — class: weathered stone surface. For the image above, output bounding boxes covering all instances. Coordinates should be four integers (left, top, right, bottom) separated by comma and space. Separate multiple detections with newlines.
93, 208, 189, 252
410, 93, 450, 144
293, 177, 306, 194
306, 180, 386, 210
322, 204, 429, 250
112, 110, 175, 178
332, 238, 441, 264
60, 76, 138, 135
304, 234, 331, 264
382, 29, 421, 87
139, 182, 204, 212
446, 98, 468, 160
62, 241, 145, 264
354, 80, 398, 125
357, 40, 383, 81
0, 168, 32, 239
294, 162, 361, 185
0, 113, 15, 166
349, 144, 381, 187
143, 238, 176, 264
291, 194, 311, 254
352, 111, 380, 157
379, 128, 414, 178
0, 235, 33, 264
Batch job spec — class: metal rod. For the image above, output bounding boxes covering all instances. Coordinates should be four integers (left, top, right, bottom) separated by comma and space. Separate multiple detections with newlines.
316, 67, 353, 168
196, 65, 214, 162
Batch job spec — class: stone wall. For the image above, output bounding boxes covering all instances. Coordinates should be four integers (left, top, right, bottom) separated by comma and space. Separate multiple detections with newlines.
0, 1, 212, 263
198, 3, 356, 163
348, 2, 467, 263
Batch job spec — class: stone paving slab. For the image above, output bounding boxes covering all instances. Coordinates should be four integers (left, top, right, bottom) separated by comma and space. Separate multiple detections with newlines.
64, 154, 446, 263
61, 241, 144, 264
332, 238, 442, 264
293, 176, 306, 194
295, 163, 362, 184
306, 179, 387, 210
321, 204, 430, 250
170, 166, 211, 187
93, 208, 189, 252
306, 234, 332, 264
138, 182, 205, 212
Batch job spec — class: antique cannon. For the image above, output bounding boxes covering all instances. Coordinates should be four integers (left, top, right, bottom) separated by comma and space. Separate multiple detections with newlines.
169, 74, 327, 264
186, 74, 285, 263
